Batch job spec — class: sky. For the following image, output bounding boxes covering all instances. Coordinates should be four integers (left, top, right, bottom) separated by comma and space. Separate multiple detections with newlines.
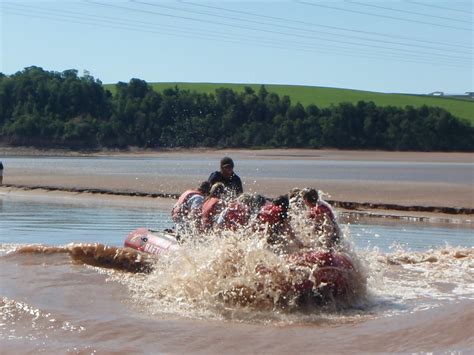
0, 0, 472, 94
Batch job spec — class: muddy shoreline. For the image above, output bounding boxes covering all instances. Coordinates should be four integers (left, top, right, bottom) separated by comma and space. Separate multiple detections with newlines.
2, 183, 472, 215
1, 148, 472, 220
1, 146, 473, 162
1, 185, 472, 229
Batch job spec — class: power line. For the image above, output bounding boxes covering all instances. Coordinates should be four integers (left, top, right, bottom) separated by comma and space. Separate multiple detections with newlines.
296, 0, 472, 32
2, 3, 470, 69
4, 4, 465, 68
6, 8, 465, 70
7, 0, 470, 66
178, 0, 471, 50
346, 0, 472, 24
3, 3, 252, 42
133, 0, 471, 55
2, 8, 324, 55
406, 0, 474, 15
123, 0, 471, 61
1, 5, 329, 53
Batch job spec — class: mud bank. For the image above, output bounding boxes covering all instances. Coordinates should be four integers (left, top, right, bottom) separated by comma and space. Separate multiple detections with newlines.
2, 185, 472, 224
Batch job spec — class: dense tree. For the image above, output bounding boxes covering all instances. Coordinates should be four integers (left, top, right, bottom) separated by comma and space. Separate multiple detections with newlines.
0, 67, 472, 151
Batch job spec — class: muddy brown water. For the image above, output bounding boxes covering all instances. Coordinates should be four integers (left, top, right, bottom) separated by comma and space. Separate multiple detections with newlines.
1, 195, 473, 353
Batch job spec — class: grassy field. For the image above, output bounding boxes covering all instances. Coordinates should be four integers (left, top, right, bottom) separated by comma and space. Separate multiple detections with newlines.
104, 82, 473, 123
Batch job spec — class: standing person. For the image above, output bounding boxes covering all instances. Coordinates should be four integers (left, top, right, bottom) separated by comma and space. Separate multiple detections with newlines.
0, 161, 3, 185
208, 157, 243, 197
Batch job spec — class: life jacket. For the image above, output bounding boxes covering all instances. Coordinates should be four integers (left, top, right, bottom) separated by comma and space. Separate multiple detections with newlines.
257, 203, 290, 244
172, 189, 202, 222
308, 203, 341, 244
258, 204, 284, 225
201, 197, 222, 230
308, 204, 335, 222
221, 201, 250, 230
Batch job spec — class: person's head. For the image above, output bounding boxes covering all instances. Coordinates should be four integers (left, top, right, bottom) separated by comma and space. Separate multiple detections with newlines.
250, 194, 267, 210
220, 157, 235, 178
273, 194, 289, 211
198, 181, 211, 195
273, 194, 289, 220
209, 182, 226, 198
289, 188, 301, 200
237, 192, 253, 206
238, 193, 267, 214
302, 188, 319, 207
289, 187, 304, 209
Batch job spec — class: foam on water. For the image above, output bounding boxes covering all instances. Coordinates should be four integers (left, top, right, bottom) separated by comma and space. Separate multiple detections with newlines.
123, 237, 471, 322
2, 242, 473, 326
357, 245, 474, 320
0, 297, 86, 342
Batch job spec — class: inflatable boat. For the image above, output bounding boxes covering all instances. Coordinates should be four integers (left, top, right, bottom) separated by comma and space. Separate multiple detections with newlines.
124, 228, 180, 255
124, 228, 355, 297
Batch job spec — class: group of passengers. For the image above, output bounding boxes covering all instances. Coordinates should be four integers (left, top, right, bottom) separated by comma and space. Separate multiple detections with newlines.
171, 157, 341, 250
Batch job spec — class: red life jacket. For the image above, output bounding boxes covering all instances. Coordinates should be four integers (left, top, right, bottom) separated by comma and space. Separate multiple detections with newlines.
308, 204, 335, 222
307, 203, 341, 243
258, 204, 284, 225
171, 189, 202, 222
201, 197, 222, 230
222, 201, 250, 230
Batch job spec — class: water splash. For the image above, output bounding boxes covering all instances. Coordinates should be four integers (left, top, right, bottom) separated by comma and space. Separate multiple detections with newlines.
0, 297, 85, 341
5, 208, 472, 324
100, 220, 369, 322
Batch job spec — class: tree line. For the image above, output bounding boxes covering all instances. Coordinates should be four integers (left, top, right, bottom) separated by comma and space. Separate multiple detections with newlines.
0, 66, 472, 151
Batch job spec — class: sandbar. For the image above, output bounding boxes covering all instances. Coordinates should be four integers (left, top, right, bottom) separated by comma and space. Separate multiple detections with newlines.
0, 148, 472, 220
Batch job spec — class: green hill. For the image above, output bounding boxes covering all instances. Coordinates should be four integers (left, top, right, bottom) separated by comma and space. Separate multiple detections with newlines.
104, 82, 473, 123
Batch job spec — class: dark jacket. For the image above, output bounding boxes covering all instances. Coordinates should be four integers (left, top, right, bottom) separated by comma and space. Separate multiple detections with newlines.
208, 171, 243, 196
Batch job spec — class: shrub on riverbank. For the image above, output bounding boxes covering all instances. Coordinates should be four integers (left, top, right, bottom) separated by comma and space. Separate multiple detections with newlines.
0, 67, 472, 151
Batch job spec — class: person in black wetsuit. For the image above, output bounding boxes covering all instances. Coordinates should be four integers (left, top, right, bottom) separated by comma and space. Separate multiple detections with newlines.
208, 157, 243, 197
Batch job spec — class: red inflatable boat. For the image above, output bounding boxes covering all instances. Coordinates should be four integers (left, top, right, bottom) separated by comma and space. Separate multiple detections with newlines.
124, 228, 355, 298
124, 228, 180, 255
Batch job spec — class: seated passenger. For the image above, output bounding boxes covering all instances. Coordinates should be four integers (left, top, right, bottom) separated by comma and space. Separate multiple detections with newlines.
289, 188, 304, 209
201, 183, 227, 231
172, 181, 211, 223
172, 181, 211, 235
288, 187, 307, 219
256, 194, 304, 251
217, 193, 267, 231
301, 188, 341, 248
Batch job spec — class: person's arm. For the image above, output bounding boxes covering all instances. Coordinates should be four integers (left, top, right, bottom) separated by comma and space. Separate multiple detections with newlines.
235, 175, 243, 195
208, 171, 221, 186
189, 195, 204, 210
210, 201, 226, 225
216, 208, 228, 227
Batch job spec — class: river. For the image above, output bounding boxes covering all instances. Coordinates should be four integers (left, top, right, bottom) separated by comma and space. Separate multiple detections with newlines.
1, 192, 473, 353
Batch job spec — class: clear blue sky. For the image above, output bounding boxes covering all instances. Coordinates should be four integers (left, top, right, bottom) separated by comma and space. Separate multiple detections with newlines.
1, 0, 472, 94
